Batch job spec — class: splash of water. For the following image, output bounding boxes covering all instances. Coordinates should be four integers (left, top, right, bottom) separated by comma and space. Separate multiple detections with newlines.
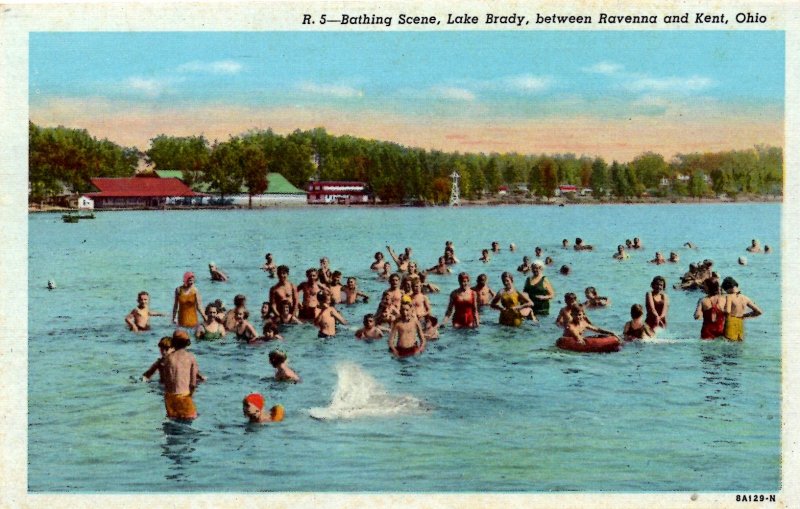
309, 362, 428, 420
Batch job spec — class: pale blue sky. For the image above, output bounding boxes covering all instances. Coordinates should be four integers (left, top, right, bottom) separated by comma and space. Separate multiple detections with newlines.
28, 31, 785, 159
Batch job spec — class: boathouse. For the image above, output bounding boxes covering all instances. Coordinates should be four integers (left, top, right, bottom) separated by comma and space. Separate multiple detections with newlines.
85, 177, 202, 209
306, 181, 372, 204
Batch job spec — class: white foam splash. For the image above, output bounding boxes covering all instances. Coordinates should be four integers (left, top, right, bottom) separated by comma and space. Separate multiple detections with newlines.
309, 362, 428, 420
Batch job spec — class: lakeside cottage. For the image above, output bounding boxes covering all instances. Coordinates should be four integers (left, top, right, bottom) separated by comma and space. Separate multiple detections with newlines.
85, 177, 202, 209
306, 181, 373, 204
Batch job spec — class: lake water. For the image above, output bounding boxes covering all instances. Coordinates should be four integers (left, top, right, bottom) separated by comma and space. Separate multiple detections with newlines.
28, 203, 781, 492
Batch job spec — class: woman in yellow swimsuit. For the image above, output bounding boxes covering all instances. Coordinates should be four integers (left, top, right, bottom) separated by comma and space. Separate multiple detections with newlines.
172, 271, 205, 329
490, 272, 536, 327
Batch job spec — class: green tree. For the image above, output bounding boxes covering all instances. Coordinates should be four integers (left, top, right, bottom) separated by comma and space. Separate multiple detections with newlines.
240, 141, 269, 208
589, 158, 608, 197
206, 138, 244, 198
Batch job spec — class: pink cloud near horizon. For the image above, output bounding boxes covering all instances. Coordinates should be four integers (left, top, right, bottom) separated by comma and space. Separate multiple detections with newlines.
30, 98, 783, 163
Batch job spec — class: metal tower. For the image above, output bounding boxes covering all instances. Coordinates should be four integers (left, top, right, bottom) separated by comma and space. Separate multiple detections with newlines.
449, 171, 461, 207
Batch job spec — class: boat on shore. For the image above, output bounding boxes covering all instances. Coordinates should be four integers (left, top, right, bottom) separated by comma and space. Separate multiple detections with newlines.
62, 212, 95, 222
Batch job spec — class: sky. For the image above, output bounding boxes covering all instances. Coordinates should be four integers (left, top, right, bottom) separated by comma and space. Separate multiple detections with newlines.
29, 31, 785, 162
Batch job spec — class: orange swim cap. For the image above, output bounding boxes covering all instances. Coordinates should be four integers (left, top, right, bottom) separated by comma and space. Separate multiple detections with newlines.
244, 393, 265, 410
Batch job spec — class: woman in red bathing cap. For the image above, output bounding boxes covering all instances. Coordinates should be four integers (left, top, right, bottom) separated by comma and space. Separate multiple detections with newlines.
242, 393, 285, 423
172, 271, 205, 330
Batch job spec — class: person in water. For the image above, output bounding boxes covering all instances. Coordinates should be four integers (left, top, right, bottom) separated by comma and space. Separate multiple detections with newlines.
427, 256, 452, 275
490, 272, 536, 327
269, 265, 299, 318
126, 291, 164, 332
517, 256, 533, 274
443, 272, 480, 329
523, 260, 555, 316
370, 251, 385, 271
232, 310, 259, 342
317, 257, 333, 286
472, 273, 495, 307
409, 278, 433, 321
632, 237, 644, 250
224, 294, 248, 331
342, 277, 369, 305
479, 249, 491, 263
142, 336, 174, 382
386, 245, 410, 272
694, 278, 727, 340
261, 253, 277, 277
356, 313, 385, 340
297, 268, 325, 321
491, 241, 501, 253
613, 245, 630, 260
257, 321, 284, 342
315, 291, 347, 339
208, 262, 228, 282
559, 265, 571, 276
242, 393, 284, 423
583, 286, 611, 308
645, 276, 670, 330
377, 261, 393, 280
721, 277, 762, 341
172, 272, 205, 331
649, 252, 666, 265
563, 304, 619, 345
746, 239, 763, 253
668, 251, 680, 263
196, 303, 226, 340
555, 292, 579, 329
269, 350, 300, 382
574, 238, 594, 251
388, 301, 427, 358
561, 239, 570, 249
275, 300, 302, 325
161, 330, 200, 421
374, 293, 399, 330
622, 304, 654, 341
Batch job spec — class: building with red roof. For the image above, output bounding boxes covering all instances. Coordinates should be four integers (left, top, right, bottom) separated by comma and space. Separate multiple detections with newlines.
85, 177, 203, 209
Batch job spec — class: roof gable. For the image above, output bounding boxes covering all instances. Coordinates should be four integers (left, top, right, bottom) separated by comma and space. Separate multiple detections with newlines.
88, 178, 200, 197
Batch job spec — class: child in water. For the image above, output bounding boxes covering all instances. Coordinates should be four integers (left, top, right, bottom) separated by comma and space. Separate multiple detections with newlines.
142, 336, 173, 382
355, 314, 384, 340
563, 304, 619, 345
584, 287, 611, 308
242, 393, 284, 423
315, 291, 347, 338
268, 349, 300, 382
622, 304, 654, 340
125, 291, 164, 332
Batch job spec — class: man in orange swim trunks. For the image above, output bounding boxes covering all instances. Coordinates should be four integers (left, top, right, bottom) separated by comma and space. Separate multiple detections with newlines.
161, 330, 200, 420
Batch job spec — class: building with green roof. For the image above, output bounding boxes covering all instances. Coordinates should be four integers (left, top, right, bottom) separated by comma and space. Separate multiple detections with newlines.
154, 170, 307, 206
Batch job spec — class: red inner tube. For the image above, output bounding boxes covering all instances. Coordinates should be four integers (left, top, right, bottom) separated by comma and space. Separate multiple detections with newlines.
556, 335, 621, 353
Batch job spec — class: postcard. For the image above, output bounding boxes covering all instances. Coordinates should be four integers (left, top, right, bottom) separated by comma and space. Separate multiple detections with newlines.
1, 1, 797, 508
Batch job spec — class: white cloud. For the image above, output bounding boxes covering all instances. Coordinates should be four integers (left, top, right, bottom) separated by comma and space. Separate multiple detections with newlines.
124, 77, 174, 98
501, 74, 552, 93
431, 86, 476, 101
177, 60, 243, 74
296, 82, 364, 98
583, 62, 623, 75
625, 75, 714, 93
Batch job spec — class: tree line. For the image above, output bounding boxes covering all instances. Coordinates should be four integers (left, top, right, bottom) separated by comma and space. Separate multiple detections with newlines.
29, 121, 783, 204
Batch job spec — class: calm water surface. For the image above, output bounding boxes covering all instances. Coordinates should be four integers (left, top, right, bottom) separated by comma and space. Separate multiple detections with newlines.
28, 203, 781, 492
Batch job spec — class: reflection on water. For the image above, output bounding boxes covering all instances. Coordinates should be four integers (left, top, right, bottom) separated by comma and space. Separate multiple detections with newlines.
699, 341, 742, 410
161, 420, 200, 483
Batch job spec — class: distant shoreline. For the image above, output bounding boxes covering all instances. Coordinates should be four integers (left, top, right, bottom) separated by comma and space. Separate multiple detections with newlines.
28, 194, 782, 213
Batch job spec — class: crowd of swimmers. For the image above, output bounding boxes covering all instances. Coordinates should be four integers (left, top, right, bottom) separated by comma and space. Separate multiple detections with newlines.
121, 237, 766, 424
